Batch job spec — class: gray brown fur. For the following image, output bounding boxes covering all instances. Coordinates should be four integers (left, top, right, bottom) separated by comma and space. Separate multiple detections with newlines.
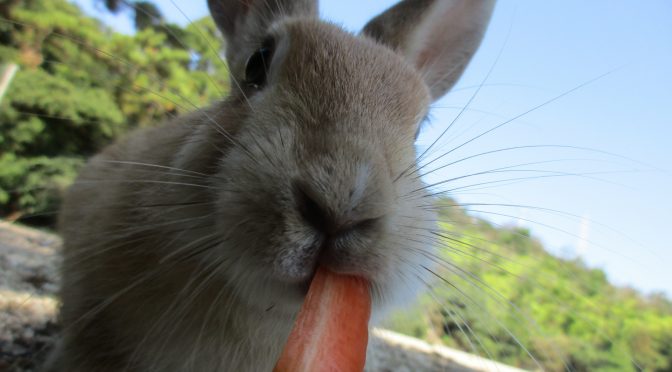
44, 0, 494, 370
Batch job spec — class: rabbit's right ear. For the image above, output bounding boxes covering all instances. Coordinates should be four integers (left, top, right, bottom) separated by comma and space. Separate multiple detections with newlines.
208, 0, 317, 85
362, 0, 495, 101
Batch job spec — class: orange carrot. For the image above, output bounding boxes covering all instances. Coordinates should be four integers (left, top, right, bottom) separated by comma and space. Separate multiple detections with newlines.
274, 267, 372, 372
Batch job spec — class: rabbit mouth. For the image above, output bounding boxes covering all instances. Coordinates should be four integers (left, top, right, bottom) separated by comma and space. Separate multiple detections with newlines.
272, 218, 387, 284
269, 179, 391, 284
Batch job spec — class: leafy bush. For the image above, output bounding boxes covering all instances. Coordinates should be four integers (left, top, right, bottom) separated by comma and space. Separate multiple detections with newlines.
0, 154, 83, 217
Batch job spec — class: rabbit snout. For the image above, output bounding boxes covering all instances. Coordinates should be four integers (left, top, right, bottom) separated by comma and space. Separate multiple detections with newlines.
290, 158, 392, 274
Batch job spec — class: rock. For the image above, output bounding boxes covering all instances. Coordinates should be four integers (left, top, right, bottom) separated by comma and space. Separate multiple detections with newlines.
0, 222, 61, 371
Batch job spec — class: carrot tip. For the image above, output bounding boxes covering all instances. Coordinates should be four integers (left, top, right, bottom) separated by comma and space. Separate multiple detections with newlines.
274, 267, 372, 372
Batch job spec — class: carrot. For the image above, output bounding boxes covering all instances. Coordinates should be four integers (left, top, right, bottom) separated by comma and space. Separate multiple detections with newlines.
274, 267, 372, 372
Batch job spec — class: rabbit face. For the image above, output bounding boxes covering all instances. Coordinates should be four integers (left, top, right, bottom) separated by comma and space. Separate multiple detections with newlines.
209, 21, 436, 313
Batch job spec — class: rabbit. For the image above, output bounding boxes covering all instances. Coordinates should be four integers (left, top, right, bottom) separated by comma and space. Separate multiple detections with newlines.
43, 0, 495, 371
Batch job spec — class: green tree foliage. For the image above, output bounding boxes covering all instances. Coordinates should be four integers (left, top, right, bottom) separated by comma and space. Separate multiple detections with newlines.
98, 0, 164, 31
0, 0, 228, 220
385, 200, 672, 371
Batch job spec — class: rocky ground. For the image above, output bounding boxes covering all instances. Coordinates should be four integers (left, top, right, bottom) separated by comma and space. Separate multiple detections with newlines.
0, 222, 61, 371
0, 221, 526, 372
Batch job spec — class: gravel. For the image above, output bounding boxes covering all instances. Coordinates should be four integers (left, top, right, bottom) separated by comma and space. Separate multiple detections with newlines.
0, 222, 61, 371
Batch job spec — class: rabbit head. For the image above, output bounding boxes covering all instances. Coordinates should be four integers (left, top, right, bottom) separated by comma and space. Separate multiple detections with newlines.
195, 0, 495, 315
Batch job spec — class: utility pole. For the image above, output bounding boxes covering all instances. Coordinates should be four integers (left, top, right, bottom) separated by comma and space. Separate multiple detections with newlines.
0, 63, 19, 105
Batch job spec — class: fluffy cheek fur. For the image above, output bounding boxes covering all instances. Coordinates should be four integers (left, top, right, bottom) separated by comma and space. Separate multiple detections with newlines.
208, 119, 438, 318
374, 176, 438, 321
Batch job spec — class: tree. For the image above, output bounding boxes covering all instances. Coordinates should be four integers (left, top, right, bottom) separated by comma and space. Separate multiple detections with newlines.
0, 0, 228, 222
97, 0, 163, 31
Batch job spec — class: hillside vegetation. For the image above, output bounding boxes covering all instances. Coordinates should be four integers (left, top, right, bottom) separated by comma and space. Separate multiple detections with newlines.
1, 1, 670, 371
384, 202, 672, 371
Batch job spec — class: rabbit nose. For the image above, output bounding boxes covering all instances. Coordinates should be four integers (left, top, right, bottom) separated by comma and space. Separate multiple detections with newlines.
293, 181, 335, 234
293, 181, 381, 238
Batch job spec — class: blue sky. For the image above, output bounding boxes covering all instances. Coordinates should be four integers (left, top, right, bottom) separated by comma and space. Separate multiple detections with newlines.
71, 0, 672, 296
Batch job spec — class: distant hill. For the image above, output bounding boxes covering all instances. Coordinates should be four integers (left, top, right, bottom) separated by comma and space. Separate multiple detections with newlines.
383, 199, 672, 371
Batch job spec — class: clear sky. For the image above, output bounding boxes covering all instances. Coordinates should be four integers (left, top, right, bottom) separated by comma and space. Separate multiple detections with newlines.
71, 0, 672, 296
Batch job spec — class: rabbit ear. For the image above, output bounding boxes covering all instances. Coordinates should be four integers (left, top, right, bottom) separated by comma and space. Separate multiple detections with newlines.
207, 0, 317, 80
362, 0, 495, 101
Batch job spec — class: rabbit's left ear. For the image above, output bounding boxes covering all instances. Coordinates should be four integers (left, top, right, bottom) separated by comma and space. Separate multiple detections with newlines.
362, 0, 496, 101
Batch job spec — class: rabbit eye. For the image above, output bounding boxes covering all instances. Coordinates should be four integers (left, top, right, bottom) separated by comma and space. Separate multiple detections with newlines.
245, 38, 275, 89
